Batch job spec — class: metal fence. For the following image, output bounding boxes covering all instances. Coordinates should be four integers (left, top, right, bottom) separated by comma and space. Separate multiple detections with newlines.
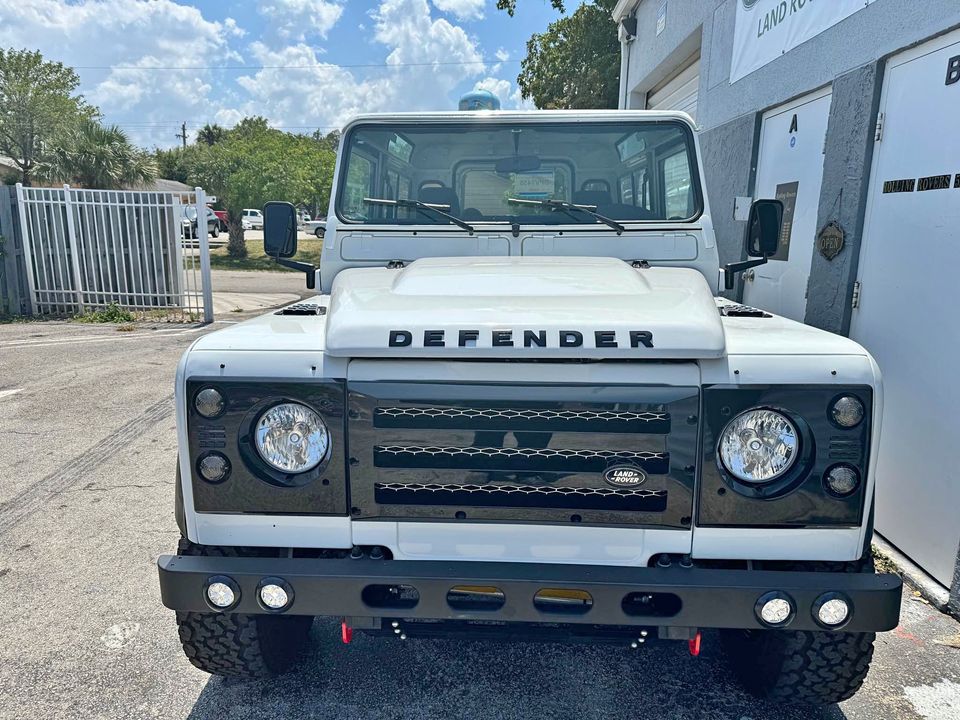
13, 184, 212, 321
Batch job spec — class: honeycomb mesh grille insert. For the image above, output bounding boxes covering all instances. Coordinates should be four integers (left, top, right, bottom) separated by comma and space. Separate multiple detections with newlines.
373, 406, 670, 433
375, 482, 668, 512
373, 445, 669, 473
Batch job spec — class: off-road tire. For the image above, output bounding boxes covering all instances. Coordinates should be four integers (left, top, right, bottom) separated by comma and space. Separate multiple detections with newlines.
173, 540, 313, 678
721, 557, 877, 706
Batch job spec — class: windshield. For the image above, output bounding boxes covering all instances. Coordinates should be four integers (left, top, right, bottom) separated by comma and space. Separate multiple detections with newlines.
335, 120, 700, 226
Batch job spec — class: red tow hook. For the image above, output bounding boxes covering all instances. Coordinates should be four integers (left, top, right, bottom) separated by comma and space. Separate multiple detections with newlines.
688, 631, 702, 657
341, 620, 353, 644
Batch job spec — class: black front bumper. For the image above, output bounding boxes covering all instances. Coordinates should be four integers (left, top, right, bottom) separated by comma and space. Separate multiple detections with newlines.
158, 555, 901, 633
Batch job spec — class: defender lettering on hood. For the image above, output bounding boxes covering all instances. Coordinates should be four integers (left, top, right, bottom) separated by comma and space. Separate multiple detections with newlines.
388, 329, 655, 349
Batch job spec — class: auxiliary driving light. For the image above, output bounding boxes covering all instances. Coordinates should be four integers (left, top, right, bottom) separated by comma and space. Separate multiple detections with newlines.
755, 591, 795, 627
195, 387, 225, 418
204, 576, 240, 610
830, 395, 864, 428
258, 578, 294, 612
198, 452, 231, 484
814, 593, 852, 628
824, 464, 860, 497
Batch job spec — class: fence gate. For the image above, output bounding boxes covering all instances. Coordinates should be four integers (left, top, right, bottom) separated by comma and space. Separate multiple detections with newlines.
14, 184, 213, 321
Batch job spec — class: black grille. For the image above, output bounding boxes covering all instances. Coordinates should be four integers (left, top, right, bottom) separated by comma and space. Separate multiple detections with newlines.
374, 445, 669, 474
348, 380, 700, 527
375, 482, 668, 512
374, 406, 670, 434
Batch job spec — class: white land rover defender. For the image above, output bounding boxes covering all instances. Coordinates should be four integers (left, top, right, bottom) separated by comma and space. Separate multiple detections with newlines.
158, 111, 901, 706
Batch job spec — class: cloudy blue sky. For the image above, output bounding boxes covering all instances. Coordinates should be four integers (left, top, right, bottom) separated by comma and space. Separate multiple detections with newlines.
0, 0, 563, 148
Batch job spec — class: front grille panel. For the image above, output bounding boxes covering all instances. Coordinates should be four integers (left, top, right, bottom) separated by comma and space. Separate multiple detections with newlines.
374, 406, 671, 434
374, 445, 670, 474
375, 482, 668, 512
348, 380, 699, 527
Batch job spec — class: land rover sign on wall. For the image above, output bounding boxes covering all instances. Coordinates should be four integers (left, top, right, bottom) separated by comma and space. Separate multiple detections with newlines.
730, 0, 877, 82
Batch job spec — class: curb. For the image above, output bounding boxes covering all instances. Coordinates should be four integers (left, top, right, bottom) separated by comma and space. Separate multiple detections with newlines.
872, 533, 956, 618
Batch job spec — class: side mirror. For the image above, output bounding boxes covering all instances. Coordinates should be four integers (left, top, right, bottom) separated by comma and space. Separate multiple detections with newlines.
722, 199, 785, 291
746, 199, 783, 258
263, 201, 298, 259
262, 200, 317, 290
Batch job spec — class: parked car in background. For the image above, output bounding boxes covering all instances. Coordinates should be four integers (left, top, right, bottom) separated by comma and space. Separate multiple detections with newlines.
304, 218, 326, 237
179, 205, 221, 240
212, 209, 229, 232
242, 208, 264, 230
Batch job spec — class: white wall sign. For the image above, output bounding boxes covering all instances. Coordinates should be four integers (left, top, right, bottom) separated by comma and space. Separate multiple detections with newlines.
730, 0, 874, 83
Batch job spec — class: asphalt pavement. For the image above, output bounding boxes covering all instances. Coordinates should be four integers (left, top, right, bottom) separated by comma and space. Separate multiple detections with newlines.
1, 315, 958, 720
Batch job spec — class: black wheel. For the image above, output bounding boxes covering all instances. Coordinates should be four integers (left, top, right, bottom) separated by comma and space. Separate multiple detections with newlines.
721, 557, 877, 706
314, 227, 324, 238
173, 540, 313, 678
722, 627, 875, 706
211, 224, 220, 238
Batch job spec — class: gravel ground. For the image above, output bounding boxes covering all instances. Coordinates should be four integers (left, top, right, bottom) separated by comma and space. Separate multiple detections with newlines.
0, 318, 958, 720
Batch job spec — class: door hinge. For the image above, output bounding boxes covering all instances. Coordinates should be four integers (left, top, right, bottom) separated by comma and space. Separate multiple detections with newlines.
874, 112, 884, 142
852, 281, 862, 309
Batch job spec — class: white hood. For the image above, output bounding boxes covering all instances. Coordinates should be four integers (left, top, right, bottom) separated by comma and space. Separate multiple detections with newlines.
324, 257, 725, 359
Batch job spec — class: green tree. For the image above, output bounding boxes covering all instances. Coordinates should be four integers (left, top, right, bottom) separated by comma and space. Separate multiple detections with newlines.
514, 0, 620, 109
196, 123, 225, 146
0, 48, 96, 185
38, 118, 157, 189
496, 0, 565, 16
190, 118, 336, 259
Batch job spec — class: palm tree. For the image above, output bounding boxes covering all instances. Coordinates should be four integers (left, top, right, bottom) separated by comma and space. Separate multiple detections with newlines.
37, 119, 157, 189
196, 123, 225, 146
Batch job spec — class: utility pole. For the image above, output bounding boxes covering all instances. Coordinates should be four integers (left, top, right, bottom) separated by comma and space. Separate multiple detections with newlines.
175, 122, 188, 149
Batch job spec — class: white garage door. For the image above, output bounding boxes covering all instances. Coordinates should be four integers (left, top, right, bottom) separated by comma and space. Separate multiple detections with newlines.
742, 87, 832, 322
851, 29, 960, 587
647, 58, 699, 121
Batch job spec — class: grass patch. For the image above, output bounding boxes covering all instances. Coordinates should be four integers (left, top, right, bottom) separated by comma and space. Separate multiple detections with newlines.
209, 236, 323, 272
74, 303, 136, 324
872, 544, 901, 576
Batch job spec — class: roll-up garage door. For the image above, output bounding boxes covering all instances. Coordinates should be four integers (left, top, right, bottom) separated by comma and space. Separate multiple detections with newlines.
647, 57, 700, 121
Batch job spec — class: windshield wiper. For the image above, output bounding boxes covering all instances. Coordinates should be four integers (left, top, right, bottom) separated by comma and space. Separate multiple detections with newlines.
363, 197, 474, 234
507, 197, 625, 235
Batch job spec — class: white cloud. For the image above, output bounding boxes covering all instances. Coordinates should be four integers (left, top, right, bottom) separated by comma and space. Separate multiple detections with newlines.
0, 0, 236, 147
495, 48, 510, 62
236, 0, 487, 130
257, 0, 344, 41
473, 76, 532, 110
430, 0, 485, 21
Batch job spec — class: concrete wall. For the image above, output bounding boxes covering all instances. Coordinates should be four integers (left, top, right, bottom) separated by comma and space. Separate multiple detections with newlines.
621, 0, 960, 133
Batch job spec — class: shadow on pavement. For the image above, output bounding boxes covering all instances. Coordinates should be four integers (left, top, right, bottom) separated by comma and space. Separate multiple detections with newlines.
186, 620, 848, 720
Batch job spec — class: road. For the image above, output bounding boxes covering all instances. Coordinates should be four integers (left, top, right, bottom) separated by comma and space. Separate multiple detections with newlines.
0, 318, 958, 720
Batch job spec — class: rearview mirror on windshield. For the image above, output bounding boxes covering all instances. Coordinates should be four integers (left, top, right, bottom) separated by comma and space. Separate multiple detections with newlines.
495, 155, 542, 174
263, 201, 298, 259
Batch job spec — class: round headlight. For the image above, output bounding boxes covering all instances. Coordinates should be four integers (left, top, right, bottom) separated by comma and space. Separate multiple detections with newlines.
718, 408, 799, 483
255, 402, 330, 473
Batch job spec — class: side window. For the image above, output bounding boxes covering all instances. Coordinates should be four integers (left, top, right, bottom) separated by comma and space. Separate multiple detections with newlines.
343, 155, 374, 218
662, 150, 693, 219
619, 175, 633, 204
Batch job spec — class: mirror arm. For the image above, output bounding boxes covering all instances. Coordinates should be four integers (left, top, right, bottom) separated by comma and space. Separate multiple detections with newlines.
274, 257, 317, 289
723, 257, 768, 291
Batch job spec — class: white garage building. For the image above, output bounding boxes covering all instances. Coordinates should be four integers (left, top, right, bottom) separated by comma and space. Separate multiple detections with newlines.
614, 0, 960, 613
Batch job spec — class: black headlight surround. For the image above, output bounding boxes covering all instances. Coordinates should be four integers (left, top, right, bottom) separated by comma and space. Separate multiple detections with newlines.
186, 378, 347, 515
714, 405, 816, 500
698, 385, 872, 528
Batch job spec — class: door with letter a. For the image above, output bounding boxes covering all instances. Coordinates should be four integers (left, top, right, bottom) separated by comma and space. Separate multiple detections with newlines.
742, 87, 832, 322
851, 29, 960, 587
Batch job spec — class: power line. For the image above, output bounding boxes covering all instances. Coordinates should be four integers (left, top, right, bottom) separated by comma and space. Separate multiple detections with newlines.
73, 59, 519, 71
